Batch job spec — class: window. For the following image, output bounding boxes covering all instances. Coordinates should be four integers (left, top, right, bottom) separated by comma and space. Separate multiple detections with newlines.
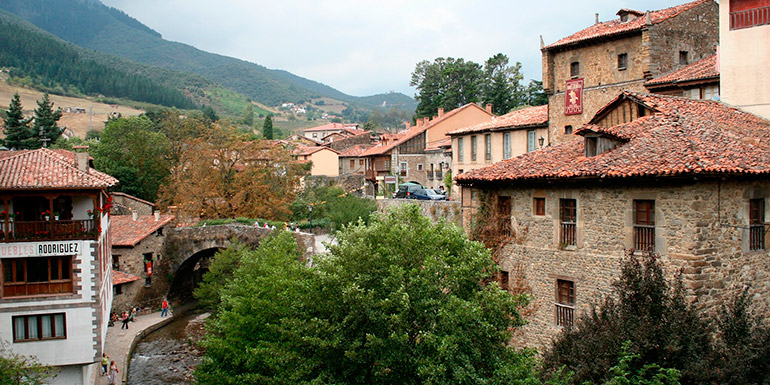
399, 162, 408, 177
679, 51, 688, 65
527, 130, 537, 152
312, 133, 318, 138
750, 198, 765, 251
417, 164, 424, 171
701, 85, 720, 100
617, 53, 628, 70
114, 284, 123, 295
2, 256, 73, 297
112, 255, 120, 270
457, 138, 464, 162
534, 197, 545, 216
503, 132, 511, 159
559, 199, 576, 246
564, 125, 573, 135
144, 253, 153, 287
484, 134, 492, 161
585, 137, 598, 157
570, 62, 580, 78
498, 196, 512, 236
555, 280, 575, 327
349, 159, 355, 168
471, 136, 477, 161
359, 159, 364, 166
13, 313, 66, 342
155, 227, 163, 237
499, 270, 509, 291
633, 200, 655, 252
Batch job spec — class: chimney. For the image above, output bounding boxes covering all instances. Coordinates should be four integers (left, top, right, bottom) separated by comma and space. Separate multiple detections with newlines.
132, 211, 138, 221
485, 104, 493, 114
540, 35, 544, 49
595, 13, 599, 25
405, 121, 411, 130
645, 11, 651, 25
154, 211, 160, 222
73, 145, 89, 173
438, 107, 444, 117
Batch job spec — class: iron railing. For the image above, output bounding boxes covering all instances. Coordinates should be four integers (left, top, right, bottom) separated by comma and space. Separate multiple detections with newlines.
634, 225, 655, 252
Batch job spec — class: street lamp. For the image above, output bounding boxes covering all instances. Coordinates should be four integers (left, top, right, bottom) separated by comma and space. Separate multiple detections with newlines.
308, 204, 313, 231
538, 136, 545, 149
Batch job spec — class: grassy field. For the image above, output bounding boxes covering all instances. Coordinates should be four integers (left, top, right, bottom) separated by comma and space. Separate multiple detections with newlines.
0, 75, 144, 139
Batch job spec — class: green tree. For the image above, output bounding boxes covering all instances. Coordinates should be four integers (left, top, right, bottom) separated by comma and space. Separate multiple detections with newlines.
543, 252, 714, 385
32, 93, 64, 148
202, 105, 219, 122
482, 54, 525, 115
193, 242, 250, 312
242, 104, 255, 126
94, 116, 171, 201
262, 114, 273, 140
2, 93, 34, 150
196, 205, 541, 385
0, 342, 56, 385
410, 57, 483, 118
525, 80, 548, 106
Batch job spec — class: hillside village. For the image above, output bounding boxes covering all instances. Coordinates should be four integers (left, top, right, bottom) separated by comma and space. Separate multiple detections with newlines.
1, 0, 770, 384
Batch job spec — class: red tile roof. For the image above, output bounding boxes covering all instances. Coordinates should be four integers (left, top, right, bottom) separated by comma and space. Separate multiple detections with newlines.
426, 137, 452, 152
544, 0, 709, 51
0, 148, 118, 189
361, 103, 492, 156
292, 145, 339, 156
113, 270, 142, 285
646, 54, 719, 87
338, 144, 372, 158
457, 91, 770, 184
448, 105, 548, 136
303, 123, 359, 132
111, 214, 175, 247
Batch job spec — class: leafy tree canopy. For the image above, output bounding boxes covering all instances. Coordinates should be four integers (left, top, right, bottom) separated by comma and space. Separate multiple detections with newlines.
196, 205, 541, 385
0, 342, 56, 385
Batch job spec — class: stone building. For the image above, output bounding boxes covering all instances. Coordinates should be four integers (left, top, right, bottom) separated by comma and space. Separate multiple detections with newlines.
719, 0, 770, 119
456, 91, 770, 349
542, 0, 718, 146
448, 105, 548, 196
0, 148, 116, 385
338, 144, 371, 176
110, 212, 175, 312
110, 191, 155, 216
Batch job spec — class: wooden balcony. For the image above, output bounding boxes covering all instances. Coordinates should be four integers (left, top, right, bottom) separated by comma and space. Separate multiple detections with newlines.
730, 5, 770, 30
633, 225, 655, 252
555, 302, 574, 328
750, 224, 765, 251
427, 171, 434, 180
560, 222, 576, 247
1, 219, 98, 242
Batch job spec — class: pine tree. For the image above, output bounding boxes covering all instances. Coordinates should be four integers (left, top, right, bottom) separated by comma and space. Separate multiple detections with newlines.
262, 115, 273, 140
2, 93, 34, 150
32, 93, 64, 148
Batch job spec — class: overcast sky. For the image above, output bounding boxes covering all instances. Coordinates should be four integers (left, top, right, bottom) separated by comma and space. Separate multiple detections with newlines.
99, 0, 679, 97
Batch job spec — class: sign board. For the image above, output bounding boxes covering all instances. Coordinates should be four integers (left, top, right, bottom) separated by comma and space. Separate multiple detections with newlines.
565, 78, 584, 115
0, 241, 82, 258
384, 175, 397, 184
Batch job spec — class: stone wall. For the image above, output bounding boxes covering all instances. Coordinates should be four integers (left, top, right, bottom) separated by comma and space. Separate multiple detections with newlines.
111, 225, 169, 312
328, 133, 371, 152
378, 199, 462, 227
465, 178, 770, 350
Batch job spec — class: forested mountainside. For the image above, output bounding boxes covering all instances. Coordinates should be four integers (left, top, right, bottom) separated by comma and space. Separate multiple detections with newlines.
0, 0, 416, 112
0, 10, 202, 109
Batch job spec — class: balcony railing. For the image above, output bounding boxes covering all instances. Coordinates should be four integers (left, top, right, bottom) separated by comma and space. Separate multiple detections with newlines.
730, 6, 770, 30
427, 171, 434, 180
1, 219, 97, 242
436, 170, 443, 180
633, 225, 655, 252
560, 222, 576, 247
750, 224, 765, 251
555, 303, 574, 328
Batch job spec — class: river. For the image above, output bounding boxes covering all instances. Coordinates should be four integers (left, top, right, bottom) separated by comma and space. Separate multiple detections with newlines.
127, 310, 208, 385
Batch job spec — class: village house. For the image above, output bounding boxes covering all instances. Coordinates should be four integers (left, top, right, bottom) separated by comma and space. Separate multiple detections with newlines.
644, 54, 720, 99
292, 145, 341, 177
361, 103, 493, 195
541, 0, 718, 146
302, 122, 360, 141
110, 211, 175, 312
456, 91, 770, 350
719, 0, 770, 119
0, 148, 116, 385
338, 144, 371, 176
448, 105, 548, 196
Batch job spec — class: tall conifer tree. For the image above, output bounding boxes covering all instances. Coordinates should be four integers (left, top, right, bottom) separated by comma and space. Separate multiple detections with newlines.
2, 93, 34, 150
32, 93, 64, 148
262, 115, 273, 140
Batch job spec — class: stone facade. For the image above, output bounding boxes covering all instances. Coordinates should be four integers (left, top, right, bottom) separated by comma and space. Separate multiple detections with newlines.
463, 178, 770, 350
111, 226, 168, 312
542, 1, 719, 145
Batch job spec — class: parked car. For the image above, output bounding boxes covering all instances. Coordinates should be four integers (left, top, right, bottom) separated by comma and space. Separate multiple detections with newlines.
394, 182, 424, 198
409, 188, 447, 201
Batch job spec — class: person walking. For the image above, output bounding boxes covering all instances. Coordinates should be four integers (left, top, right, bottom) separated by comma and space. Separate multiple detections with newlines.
161, 299, 169, 318
101, 353, 109, 376
108, 360, 119, 385
121, 311, 130, 330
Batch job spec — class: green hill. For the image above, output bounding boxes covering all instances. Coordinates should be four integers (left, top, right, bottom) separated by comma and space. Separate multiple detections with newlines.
0, 0, 417, 114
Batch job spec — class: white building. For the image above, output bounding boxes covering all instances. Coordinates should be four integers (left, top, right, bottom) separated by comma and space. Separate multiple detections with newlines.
0, 148, 117, 385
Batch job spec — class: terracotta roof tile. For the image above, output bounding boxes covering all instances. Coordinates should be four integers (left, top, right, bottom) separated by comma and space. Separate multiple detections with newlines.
457, 91, 770, 184
448, 105, 548, 135
111, 214, 175, 247
113, 270, 141, 285
646, 54, 719, 87
0, 148, 118, 189
293, 145, 339, 156
339, 144, 372, 157
544, 0, 708, 50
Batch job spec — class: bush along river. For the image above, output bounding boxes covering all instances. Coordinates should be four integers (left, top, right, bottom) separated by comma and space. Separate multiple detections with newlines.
127, 310, 208, 385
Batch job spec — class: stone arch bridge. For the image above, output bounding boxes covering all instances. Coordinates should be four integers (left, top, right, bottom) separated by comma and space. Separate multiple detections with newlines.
156, 223, 316, 301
